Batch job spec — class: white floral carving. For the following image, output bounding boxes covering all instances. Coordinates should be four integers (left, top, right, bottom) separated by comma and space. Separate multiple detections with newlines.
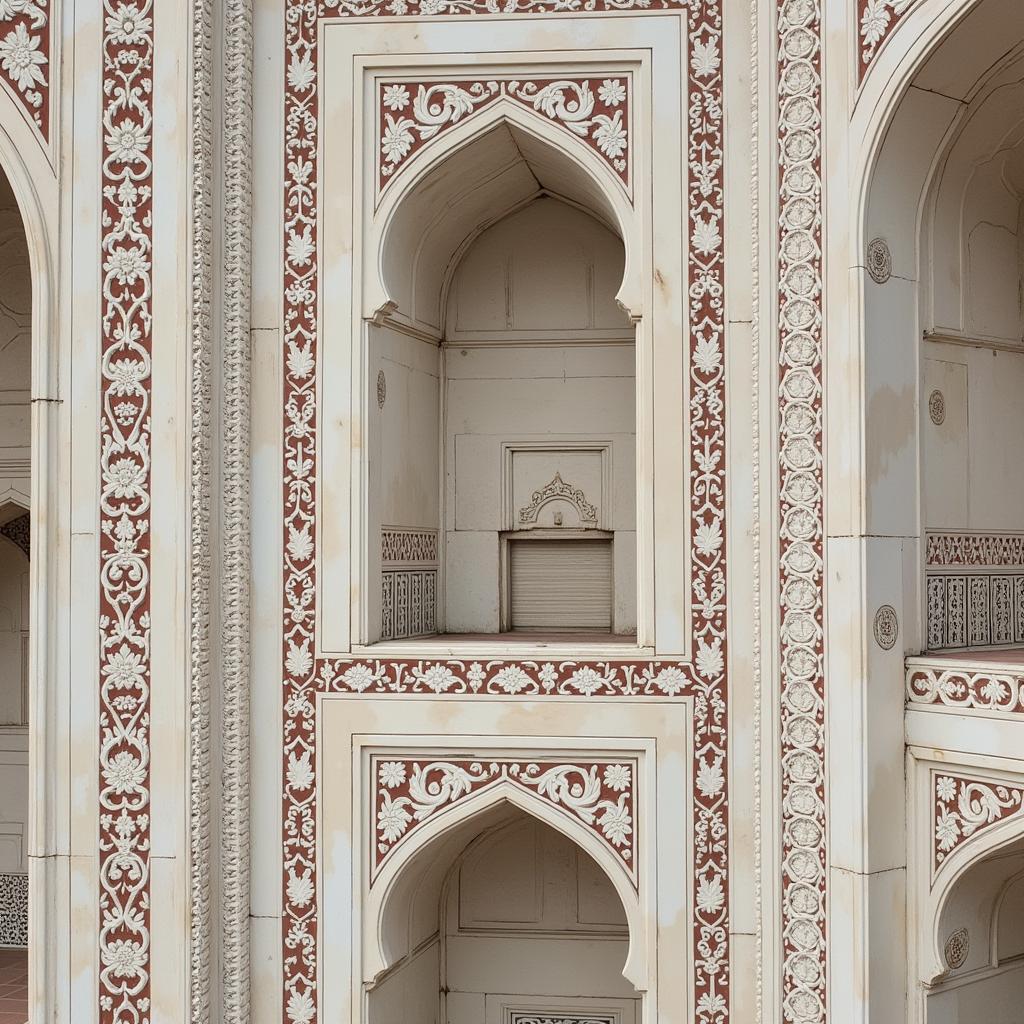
0, 0, 47, 134
98, 2, 153, 1022
371, 758, 637, 882
933, 772, 1024, 874
907, 664, 1024, 716
859, 0, 916, 73
377, 76, 631, 189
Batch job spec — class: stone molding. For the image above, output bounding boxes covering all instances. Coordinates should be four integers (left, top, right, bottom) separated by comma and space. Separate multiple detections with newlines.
97, 2, 154, 1020
777, 0, 827, 1020
280, 5, 730, 1023
220, 0, 254, 1017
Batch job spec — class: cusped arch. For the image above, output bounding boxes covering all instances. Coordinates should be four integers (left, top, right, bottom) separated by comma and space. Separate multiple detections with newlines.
366, 100, 641, 333
364, 780, 647, 993
924, 809, 1024, 984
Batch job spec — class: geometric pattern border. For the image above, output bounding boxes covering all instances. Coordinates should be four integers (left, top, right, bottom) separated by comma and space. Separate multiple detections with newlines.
280, 5, 729, 1024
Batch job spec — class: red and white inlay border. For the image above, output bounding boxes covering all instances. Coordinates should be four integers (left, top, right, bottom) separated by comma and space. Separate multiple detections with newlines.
933, 771, 1024, 877
282, 4, 728, 1024
377, 76, 631, 197
97, 0, 154, 1020
369, 756, 638, 884
778, 0, 827, 1020
908, 664, 1024, 715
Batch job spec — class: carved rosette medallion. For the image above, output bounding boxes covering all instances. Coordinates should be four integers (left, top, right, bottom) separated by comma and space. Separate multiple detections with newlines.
778, 0, 827, 1020
281, 1, 729, 1022
943, 927, 969, 970
928, 389, 945, 425
378, 76, 631, 196
933, 772, 1024, 876
98, 1, 154, 1021
866, 236, 891, 284
873, 604, 898, 650
369, 756, 638, 884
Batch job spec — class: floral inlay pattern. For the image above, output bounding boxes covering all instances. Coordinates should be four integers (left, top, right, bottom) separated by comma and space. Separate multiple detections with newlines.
933, 772, 1024, 875
858, 0, 916, 79
370, 757, 638, 883
98, 0, 153, 1022
0, 0, 49, 139
377, 76, 631, 195
908, 665, 1024, 716
281, 4, 729, 1024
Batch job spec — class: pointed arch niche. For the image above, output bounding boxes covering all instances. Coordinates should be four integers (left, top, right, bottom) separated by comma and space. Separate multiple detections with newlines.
317, 35, 691, 657
366, 798, 642, 1024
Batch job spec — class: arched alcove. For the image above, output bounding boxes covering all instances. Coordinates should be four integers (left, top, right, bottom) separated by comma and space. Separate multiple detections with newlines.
861, 0, 1024, 653
366, 803, 642, 1024
364, 118, 638, 643
924, 830, 1024, 1022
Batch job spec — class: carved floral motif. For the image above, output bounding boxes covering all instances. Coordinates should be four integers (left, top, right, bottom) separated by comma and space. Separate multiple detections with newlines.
518, 472, 597, 527
933, 772, 1024, 875
926, 533, 1024, 567
371, 757, 638, 883
858, 0, 916, 79
378, 77, 631, 194
0, 0, 48, 139
281, 3, 728, 1024
778, 0, 827, 1020
98, 1, 153, 1022
0, 512, 29, 557
907, 665, 1024, 715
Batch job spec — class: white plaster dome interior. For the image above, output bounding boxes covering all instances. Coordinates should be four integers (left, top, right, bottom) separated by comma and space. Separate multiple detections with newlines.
368, 123, 637, 643
368, 803, 639, 1024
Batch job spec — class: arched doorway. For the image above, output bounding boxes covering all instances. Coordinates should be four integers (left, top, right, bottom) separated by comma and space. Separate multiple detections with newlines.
368, 803, 640, 1024
0, 160, 32, 1022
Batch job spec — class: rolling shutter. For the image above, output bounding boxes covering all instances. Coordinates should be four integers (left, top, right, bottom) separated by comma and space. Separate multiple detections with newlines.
509, 537, 612, 631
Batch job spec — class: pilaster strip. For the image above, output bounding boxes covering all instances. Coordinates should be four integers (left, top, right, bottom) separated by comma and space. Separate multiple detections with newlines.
97, 1, 154, 1021
221, 0, 254, 1015
777, 0, 827, 1021
190, 0, 215, 1014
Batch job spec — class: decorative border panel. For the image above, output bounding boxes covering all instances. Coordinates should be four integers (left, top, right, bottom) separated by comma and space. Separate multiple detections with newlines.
933, 771, 1024, 877
858, 0, 916, 81
377, 76, 631, 197
370, 756, 638, 884
778, 0, 827, 1021
281, 5, 728, 1024
98, 1, 153, 1021
925, 534, 1024, 650
509, 1015, 617, 1024
908, 662, 1024, 715
0, 0, 49, 141
380, 527, 438, 640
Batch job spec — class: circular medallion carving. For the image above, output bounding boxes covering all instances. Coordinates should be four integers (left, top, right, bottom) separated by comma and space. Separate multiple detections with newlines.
376, 370, 386, 409
873, 605, 899, 650
866, 237, 892, 285
944, 927, 969, 970
928, 389, 945, 426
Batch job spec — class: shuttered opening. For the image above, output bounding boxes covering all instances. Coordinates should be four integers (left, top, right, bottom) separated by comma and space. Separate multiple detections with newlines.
509, 537, 613, 631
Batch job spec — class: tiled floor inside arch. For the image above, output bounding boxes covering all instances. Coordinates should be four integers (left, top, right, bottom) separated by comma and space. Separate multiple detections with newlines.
0, 949, 27, 1024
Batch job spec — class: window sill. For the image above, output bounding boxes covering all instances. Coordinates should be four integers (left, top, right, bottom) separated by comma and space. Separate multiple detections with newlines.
352, 632, 652, 660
